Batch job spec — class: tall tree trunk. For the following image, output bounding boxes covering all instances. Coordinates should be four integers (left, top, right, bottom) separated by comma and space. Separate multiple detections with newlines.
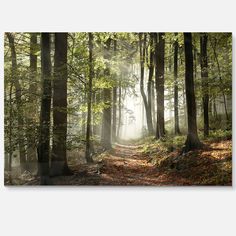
183, 33, 202, 152
27, 33, 38, 164
6, 33, 27, 172
117, 79, 122, 139
151, 80, 156, 130
82, 92, 87, 136
147, 33, 154, 135
200, 33, 209, 136
94, 89, 102, 136
139, 33, 154, 135
85, 33, 94, 163
101, 38, 112, 149
51, 33, 71, 176
209, 37, 229, 121
212, 96, 218, 119
8, 82, 13, 181
174, 33, 181, 135
155, 33, 165, 138
38, 33, 52, 184
112, 39, 117, 142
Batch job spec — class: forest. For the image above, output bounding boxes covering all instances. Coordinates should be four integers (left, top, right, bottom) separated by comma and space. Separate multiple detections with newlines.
4, 32, 232, 186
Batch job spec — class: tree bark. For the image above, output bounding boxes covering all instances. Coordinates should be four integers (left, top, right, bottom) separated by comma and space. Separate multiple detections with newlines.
209, 36, 229, 121
101, 38, 112, 149
85, 33, 94, 163
183, 33, 202, 152
174, 33, 181, 135
38, 33, 52, 184
27, 33, 38, 164
117, 79, 122, 139
139, 33, 154, 135
51, 33, 71, 176
6, 33, 27, 172
147, 33, 155, 135
112, 39, 117, 142
155, 33, 165, 139
200, 33, 209, 136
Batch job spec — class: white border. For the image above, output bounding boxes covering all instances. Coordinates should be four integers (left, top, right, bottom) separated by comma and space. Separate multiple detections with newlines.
0, 1, 235, 236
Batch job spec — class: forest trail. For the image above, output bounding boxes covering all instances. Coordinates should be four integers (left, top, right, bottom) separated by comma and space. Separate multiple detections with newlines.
6, 139, 231, 186
55, 142, 169, 186
49, 139, 232, 186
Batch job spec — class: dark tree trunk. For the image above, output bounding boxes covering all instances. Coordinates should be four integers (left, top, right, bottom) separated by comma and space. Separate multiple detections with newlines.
183, 33, 202, 152
200, 33, 209, 136
6, 33, 27, 173
85, 33, 94, 163
38, 33, 52, 184
155, 33, 165, 139
139, 33, 154, 135
27, 33, 38, 164
174, 33, 181, 135
51, 33, 71, 176
147, 33, 155, 135
101, 38, 112, 149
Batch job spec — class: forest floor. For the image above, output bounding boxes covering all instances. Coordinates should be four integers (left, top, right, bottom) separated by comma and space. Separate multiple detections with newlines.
6, 133, 232, 186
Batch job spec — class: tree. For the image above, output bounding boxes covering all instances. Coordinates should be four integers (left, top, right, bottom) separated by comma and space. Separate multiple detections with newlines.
173, 33, 181, 135
85, 33, 94, 163
112, 39, 117, 142
183, 33, 202, 152
209, 35, 229, 121
51, 33, 71, 176
200, 33, 209, 136
139, 33, 154, 135
6, 33, 27, 172
38, 33, 52, 184
26, 33, 38, 164
101, 38, 112, 149
147, 33, 155, 135
155, 33, 165, 138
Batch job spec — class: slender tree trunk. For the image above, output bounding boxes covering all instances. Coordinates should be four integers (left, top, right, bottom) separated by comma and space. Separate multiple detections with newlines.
85, 33, 94, 163
147, 33, 154, 135
139, 33, 154, 135
112, 39, 117, 142
6, 33, 27, 172
27, 33, 38, 164
117, 79, 122, 139
38, 33, 52, 184
213, 97, 218, 119
151, 80, 156, 130
155, 33, 165, 138
200, 33, 209, 136
183, 33, 202, 152
51, 33, 71, 176
101, 38, 112, 149
209, 37, 229, 121
193, 38, 197, 80
94, 89, 101, 136
8, 82, 13, 181
82, 92, 87, 136
174, 33, 181, 135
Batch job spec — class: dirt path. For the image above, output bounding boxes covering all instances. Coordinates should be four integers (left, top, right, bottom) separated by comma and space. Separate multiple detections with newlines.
7, 139, 231, 185
53, 143, 174, 186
